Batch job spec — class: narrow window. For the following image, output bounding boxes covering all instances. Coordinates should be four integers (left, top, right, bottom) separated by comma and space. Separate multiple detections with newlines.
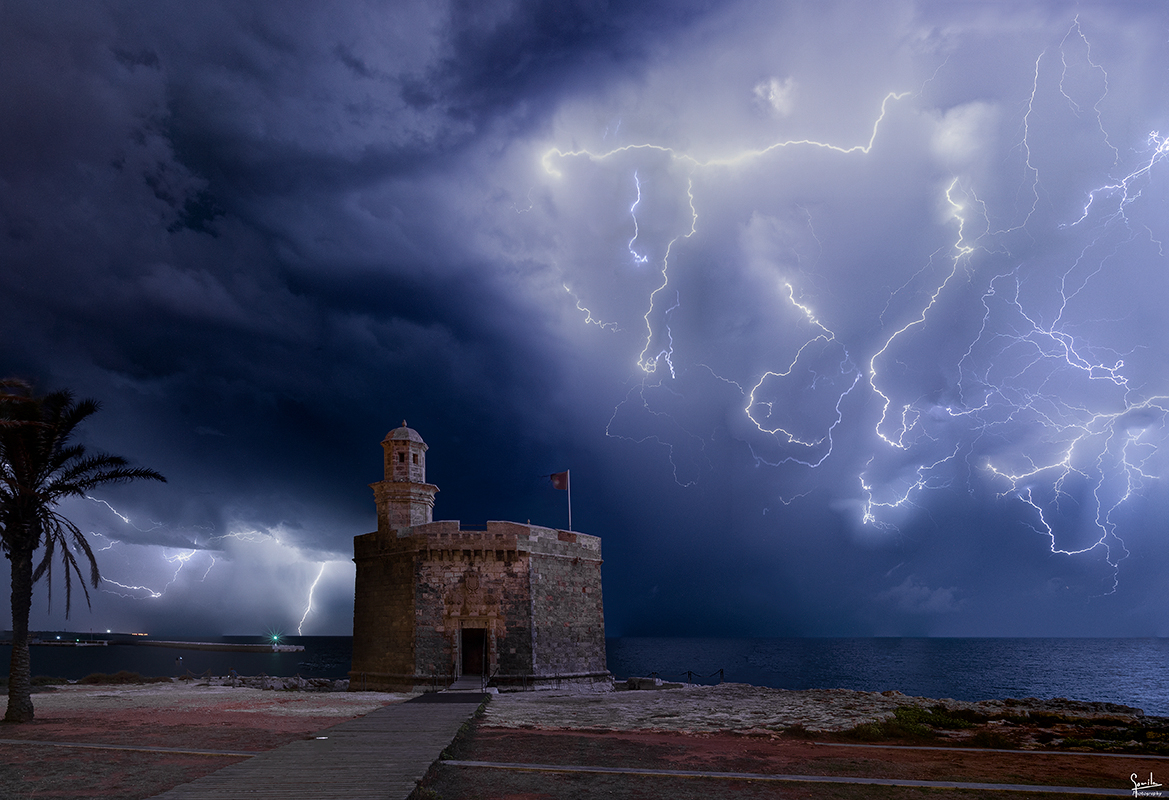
398, 452, 405, 463
412, 453, 418, 465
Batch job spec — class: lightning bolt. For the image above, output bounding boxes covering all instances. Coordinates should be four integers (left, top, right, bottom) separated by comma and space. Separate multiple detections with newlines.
101, 549, 199, 599
86, 496, 164, 532
636, 178, 697, 378
869, 178, 978, 450
565, 284, 621, 330
297, 563, 327, 636
627, 171, 650, 264
541, 90, 909, 177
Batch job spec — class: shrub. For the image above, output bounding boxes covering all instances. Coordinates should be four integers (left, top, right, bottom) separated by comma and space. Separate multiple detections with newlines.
842, 705, 983, 742
78, 671, 170, 685
970, 729, 1017, 749
31, 675, 69, 686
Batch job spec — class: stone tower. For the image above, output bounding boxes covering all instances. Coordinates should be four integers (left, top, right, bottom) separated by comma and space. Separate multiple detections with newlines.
351, 422, 608, 692
371, 421, 438, 531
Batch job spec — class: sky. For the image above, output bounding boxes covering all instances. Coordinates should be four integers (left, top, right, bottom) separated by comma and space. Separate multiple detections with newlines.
3, 0, 1169, 639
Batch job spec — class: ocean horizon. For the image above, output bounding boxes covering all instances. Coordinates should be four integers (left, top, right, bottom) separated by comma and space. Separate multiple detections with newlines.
3, 636, 1166, 716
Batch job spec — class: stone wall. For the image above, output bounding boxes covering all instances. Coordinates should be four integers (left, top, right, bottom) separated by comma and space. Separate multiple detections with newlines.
411, 523, 534, 680
351, 520, 606, 691
523, 527, 606, 678
350, 530, 421, 691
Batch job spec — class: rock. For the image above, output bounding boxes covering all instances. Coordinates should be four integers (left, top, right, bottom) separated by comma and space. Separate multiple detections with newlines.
626, 677, 662, 690
480, 682, 1154, 736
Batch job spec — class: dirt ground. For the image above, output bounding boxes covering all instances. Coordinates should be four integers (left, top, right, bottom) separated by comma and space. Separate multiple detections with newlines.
417, 684, 1169, 799
420, 724, 1168, 799
0, 682, 403, 800
3, 681, 1168, 799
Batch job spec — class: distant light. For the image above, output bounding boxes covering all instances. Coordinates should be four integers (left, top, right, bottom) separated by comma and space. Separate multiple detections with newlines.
56, 636, 61, 640
106, 630, 111, 634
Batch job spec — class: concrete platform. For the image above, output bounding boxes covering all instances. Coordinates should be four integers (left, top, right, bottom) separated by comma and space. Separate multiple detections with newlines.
151, 691, 486, 800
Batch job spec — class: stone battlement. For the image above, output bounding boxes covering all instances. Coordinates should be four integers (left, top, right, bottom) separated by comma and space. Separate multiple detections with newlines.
354, 520, 601, 561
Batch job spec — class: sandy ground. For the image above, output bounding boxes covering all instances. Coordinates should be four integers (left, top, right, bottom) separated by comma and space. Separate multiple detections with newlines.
10, 681, 401, 720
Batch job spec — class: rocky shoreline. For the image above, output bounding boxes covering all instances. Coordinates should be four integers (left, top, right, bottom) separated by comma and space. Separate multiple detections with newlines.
484, 682, 1148, 732
479, 681, 1169, 753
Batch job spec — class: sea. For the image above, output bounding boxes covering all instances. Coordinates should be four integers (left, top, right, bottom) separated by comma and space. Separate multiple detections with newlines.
3, 636, 1167, 716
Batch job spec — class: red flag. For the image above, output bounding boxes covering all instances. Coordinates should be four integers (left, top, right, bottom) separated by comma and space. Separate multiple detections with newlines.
550, 471, 569, 490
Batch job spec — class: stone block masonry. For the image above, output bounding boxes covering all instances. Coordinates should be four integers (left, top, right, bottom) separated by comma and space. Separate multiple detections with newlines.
351, 423, 607, 692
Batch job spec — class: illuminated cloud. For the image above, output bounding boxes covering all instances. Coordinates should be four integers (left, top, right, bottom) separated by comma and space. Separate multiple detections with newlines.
754, 76, 797, 116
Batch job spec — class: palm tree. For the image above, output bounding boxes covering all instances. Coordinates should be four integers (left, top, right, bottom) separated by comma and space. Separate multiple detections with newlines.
1, 386, 165, 723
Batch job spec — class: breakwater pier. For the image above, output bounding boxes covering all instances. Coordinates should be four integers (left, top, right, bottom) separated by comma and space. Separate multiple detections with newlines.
131, 640, 304, 653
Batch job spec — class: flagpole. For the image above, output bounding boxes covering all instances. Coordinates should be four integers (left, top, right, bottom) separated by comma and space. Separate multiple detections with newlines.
567, 469, 572, 532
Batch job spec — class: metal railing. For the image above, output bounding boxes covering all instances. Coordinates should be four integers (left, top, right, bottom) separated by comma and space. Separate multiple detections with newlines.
483, 665, 500, 692
635, 668, 724, 686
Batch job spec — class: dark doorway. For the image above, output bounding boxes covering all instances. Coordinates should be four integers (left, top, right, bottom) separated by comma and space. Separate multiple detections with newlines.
461, 628, 486, 676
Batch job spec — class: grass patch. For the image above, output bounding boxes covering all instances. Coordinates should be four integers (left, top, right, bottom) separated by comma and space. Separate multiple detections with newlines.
844, 705, 979, 742
897, 705, 977, 730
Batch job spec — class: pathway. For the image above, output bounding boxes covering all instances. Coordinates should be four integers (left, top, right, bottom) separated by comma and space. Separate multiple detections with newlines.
150, 685, 486, 800
443, 759, 1137, 796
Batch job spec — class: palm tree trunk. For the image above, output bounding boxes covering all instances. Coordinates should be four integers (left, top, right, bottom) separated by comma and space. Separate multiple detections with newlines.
5, 546, 35, 723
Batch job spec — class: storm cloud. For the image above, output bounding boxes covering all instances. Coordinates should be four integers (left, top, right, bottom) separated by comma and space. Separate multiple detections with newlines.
2, 0, 1168, 638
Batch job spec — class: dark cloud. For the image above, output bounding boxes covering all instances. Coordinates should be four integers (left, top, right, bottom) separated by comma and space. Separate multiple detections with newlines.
2, 0, 1168, 638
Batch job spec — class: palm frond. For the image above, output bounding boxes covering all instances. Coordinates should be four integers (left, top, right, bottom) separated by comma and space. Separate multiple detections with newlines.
2, 384, 165, 618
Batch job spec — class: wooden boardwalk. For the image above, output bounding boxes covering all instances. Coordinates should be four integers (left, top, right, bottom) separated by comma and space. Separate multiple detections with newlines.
151, 689, 486, 800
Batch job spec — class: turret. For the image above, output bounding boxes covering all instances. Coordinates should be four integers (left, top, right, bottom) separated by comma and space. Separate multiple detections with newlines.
371, 421, 439, 532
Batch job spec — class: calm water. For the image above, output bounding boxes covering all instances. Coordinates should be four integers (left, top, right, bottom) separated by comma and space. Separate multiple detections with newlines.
607, 637, 1169, 716
4, 636, 1167, 716
0, 636, 352, 681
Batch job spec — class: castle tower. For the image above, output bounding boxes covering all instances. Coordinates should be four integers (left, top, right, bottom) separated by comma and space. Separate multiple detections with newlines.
352, 421, 607, 692
371, 421, 439, 531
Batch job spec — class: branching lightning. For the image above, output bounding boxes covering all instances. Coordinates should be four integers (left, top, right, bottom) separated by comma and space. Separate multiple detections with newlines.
101, 549, 198, 599
857, 19, 1168, 589
546, 92, 907, 381
82, 497, 343, 627
546, 14, 1168, 592
562, 91, 906, 486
